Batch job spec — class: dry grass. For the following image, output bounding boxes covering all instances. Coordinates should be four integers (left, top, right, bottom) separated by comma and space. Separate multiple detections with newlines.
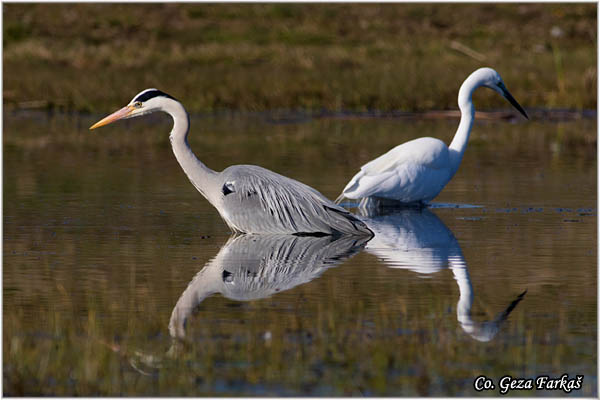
3, 3, 596, 112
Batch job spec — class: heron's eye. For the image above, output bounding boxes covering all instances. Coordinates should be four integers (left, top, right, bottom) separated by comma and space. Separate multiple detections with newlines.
134, 101, 143, 108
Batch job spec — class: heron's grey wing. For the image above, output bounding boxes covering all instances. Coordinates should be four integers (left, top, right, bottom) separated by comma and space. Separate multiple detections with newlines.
218, 165, 372, 236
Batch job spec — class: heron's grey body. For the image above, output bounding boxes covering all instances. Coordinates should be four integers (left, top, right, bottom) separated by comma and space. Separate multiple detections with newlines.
90, 89, 372, 236
204, 164, 371, 235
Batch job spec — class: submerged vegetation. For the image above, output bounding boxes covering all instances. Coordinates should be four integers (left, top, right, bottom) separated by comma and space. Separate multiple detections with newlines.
3, 3, 596, 112
5, 288, 595, 396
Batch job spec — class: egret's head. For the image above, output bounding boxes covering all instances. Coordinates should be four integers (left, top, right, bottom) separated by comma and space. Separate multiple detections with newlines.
475, 67, 528, 119
89, 89, 178, 130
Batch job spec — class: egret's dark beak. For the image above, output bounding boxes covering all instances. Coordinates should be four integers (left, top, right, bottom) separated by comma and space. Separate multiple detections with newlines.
90, 105, 136, 130
498, 83, 528, 120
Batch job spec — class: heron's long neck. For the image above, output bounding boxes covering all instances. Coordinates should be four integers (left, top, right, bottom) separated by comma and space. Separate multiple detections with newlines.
448, 77, 478, 176
165, 100, 217, 202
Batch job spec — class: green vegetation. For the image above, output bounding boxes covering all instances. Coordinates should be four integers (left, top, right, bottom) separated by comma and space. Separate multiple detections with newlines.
3, 3, 596, 112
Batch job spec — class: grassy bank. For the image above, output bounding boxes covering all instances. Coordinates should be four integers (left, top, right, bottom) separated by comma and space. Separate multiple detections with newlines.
3, 4, 596, 113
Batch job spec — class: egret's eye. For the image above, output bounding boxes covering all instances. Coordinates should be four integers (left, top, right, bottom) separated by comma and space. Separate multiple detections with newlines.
134, 101, 143, 108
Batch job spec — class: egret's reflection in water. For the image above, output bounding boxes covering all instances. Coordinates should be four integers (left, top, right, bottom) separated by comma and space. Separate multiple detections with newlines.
169, 234, 370, 339
362, 207, 526, 342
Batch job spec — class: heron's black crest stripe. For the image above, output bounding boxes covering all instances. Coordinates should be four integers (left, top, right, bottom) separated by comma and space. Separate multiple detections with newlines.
134, 89, 177, 103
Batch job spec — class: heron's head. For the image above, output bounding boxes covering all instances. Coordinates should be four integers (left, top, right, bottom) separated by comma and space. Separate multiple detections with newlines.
89, 89, 178, 130
473, 67, 528, 119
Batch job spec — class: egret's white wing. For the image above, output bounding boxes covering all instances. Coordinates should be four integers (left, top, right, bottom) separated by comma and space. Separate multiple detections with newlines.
341, 137, 452, 202
345, 163, 450, 202
361, 137, 450, 175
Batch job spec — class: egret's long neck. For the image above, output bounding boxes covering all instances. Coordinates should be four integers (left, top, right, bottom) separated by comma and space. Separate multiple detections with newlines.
163, 99, 217, 202
448, 76, 479, 176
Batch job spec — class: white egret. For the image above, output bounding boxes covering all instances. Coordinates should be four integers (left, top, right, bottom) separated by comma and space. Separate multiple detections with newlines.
90, 89, 373, 236
335, 68, 528, 207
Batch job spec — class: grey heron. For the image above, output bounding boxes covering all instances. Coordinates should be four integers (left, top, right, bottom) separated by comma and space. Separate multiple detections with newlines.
335, 68, 528, 207
90, 89, 373, 236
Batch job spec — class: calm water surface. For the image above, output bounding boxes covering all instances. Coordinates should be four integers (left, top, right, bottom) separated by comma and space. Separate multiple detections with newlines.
3, 111, 596, 396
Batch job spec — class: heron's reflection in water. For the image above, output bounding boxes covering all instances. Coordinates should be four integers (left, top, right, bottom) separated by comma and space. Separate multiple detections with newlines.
169, 233, 370, 339
361, 207, 526, 342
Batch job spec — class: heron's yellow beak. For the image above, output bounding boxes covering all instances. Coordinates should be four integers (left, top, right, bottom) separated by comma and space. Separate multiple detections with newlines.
89, 105, 136, 130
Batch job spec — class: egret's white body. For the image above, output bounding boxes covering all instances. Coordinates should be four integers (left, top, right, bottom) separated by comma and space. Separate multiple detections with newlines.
337, 68, 528, 206
90, 89, 372, 236
342, 137, 453, 204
